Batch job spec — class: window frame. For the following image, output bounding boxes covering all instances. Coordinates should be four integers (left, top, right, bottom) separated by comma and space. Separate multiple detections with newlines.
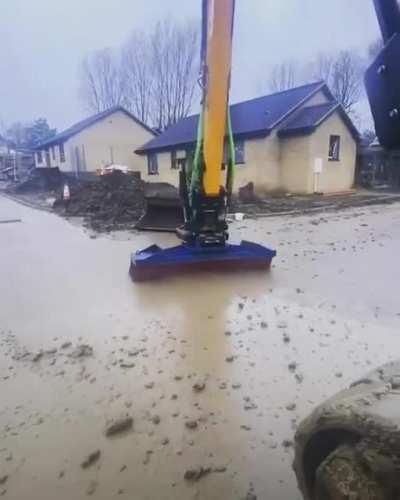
147, 153, 159, 175
170, 151, 178, 170
45, 148, 51, 167
234, 139, 245, 165
328, 135, 341, 162
51, 145, 56, 161
59, 143, 66, 163
223, 139, 245, 165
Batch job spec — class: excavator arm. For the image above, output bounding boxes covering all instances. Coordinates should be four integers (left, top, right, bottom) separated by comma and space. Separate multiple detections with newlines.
178, 0, 236, 248
202, 0, 235, 197
130, 0, 276, 281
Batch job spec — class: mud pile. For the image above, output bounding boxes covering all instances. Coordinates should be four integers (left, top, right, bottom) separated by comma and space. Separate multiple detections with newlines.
59, 170, 145, 232
12, 167, 67, 193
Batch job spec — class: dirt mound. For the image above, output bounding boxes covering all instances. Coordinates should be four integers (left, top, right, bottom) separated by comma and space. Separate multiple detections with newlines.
12, 167, 66, 193
57, 170, 145, 232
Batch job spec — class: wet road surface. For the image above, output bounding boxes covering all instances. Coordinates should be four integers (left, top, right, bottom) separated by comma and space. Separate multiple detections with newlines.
1, 195, 400, 499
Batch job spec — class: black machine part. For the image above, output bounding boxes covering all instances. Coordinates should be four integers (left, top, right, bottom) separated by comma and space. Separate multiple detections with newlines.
365, 0, 400, 149
177, 164, 228, 247
135, 182, 184, 232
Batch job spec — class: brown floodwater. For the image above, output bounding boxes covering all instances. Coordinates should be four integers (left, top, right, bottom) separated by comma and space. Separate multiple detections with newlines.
1, 196, 400, 499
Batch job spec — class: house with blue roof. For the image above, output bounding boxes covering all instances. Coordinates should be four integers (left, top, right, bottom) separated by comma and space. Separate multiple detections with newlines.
136, 81, 359, 195
35, 106, 156, 175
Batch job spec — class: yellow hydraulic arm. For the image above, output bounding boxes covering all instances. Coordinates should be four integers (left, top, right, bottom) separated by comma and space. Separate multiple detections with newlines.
202, 0, 235, 197
177, 0, 236, 247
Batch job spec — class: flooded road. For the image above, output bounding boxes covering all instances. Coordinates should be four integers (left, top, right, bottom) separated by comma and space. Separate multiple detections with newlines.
1, 195, 400, 499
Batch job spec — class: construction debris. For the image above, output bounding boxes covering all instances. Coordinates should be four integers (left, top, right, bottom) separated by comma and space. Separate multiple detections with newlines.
69, 344, 93, 359
55, 171, 145, 232
11, 167, 65, 194
184, 466, 212, 482
192, 380, 206, 393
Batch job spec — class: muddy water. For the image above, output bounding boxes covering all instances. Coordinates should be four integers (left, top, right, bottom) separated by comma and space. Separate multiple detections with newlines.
1, 196, 400, 499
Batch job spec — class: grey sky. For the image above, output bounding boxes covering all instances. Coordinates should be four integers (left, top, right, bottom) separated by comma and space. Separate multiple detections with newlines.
1, 0, 381, 132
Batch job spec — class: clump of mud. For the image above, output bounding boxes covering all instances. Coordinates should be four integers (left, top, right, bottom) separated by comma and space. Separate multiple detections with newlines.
105, 416, 133, 437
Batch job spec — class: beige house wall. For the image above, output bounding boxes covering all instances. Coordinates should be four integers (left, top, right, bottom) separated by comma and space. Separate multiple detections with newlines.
141, 151, 181, 184
234, 134, 281, 194
143, 137, 282, 195
280, 111, 357, 194
280, 135, 314, 194
310, 112, 357, 194
242, 111, 357, 195
35, 110, 155, 176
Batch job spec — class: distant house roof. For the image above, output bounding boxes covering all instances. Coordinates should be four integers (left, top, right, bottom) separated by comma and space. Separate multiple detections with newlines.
136, 81, 335, 154
278, 102, 359, 140
0, 134, 7, 145
37, 106, 155, 149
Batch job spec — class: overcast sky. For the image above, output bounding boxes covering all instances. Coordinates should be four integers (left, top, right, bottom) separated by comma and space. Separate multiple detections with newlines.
1, 0, 381, 132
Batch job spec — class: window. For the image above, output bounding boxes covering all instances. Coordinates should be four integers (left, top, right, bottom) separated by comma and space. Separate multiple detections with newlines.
59, 143, 65, 162
171, 151, 178, 169
234, 140, 245, 164
148, 154, 158, 175
328, 135, 340, 161
36, 151, 42, 164
223, 139, 245, 165
171, 151, 187, 170
45, 148, 51, 167
51, 146, 55, 161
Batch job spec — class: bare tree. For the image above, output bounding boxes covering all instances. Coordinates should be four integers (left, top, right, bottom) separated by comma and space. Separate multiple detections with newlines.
4, 122, 24, 148
149, 20, 199, 130
361, 128, 376, 145
268, 61, 297, 93
121, 33, 153, 124
311, 50, 363, 115
330, 51, 363, 115
80, 20, 199, 129
80, 48, 125, 113
311, 53, 335, 84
